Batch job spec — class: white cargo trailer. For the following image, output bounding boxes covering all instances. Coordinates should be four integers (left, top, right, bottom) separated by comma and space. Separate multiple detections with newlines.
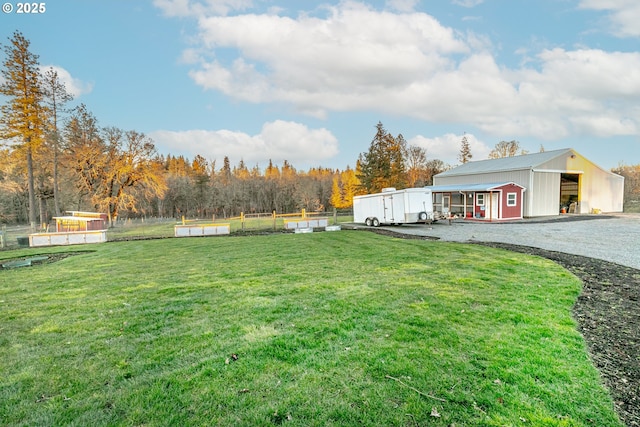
353, 187, 434, 226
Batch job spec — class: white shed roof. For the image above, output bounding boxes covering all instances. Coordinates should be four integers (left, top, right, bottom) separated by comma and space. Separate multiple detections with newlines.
436, 148, 574, 177
54, 216, 104, 222
427, 182, 525, 193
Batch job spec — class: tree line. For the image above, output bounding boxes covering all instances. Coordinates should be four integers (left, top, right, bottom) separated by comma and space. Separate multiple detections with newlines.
0, 32, 453, 227
2, 31, 638, 228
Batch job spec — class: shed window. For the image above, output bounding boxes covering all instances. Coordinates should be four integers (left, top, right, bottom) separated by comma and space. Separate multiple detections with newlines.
476, 194, 485, 206
507, 192, 517, 207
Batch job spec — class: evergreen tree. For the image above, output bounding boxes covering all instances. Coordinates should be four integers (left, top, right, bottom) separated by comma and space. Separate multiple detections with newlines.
41, 67, 73, 216
0, 31, 47, 229
458, 134, 472, 164
220, 156, 231, 186
357, 122, 407, 193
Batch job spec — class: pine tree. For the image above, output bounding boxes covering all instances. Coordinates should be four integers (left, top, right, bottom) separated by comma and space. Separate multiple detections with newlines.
41, 67, 73, 216
0, 31, 47, 229
357, 122, 407, 193
458, 134, 472, 164
220, 156, 231, 186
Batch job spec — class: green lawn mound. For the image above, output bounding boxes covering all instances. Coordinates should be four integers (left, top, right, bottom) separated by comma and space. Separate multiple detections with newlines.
0, 231, 622, 426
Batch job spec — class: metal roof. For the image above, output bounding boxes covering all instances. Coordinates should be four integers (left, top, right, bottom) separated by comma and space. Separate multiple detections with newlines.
426, 182, 525, 193
53, 216, 105, 222
436, 148, 574, 177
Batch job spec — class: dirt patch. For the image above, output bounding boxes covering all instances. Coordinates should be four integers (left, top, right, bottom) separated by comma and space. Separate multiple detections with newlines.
0, 251, 91, 270
358, 227, 639, 426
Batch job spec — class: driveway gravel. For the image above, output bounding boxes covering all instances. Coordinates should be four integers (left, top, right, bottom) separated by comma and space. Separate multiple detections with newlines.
377, 213, 640, 270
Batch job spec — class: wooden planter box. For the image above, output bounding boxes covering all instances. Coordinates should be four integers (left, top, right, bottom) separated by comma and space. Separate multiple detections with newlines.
29, 230, 107, 247
174, 224, 230, 237
284, 218, 329, 230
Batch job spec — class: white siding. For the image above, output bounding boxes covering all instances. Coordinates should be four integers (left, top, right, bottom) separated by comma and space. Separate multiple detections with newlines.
435, 170, 536, 216
530, 172, 561, 216
434, 149, 624, 216
434, 170, 531, 187
535, 150, 624, 213
579, 168, 625, 213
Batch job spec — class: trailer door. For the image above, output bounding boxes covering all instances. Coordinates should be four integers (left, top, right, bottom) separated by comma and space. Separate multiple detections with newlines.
383, 195, 394, 222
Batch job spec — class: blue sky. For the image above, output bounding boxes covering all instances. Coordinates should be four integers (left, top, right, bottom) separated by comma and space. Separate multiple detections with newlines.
2, 0, 639, 171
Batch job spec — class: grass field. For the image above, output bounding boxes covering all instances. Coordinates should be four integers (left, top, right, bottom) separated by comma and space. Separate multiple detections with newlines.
0, 231, 622, 426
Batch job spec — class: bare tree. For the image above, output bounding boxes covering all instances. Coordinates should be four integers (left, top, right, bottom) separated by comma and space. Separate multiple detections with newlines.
424, 159, 449, 185
612, 163, 640, 211
405, 145, 429, 187
63, 104, 104, 208
488, 140, 528, 159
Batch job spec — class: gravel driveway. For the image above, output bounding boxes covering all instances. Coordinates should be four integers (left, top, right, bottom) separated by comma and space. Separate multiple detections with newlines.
377, 213, 640, 270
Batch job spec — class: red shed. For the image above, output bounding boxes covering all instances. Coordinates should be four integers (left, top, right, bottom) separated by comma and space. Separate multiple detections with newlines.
428, 182, 526, 221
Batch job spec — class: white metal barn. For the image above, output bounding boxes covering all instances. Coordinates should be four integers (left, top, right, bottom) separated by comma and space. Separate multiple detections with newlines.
433, 148, 624, 217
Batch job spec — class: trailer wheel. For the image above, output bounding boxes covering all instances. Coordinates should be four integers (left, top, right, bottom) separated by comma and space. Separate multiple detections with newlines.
418, 211, 428, 221
365, 217, 373, 226
372, 217, 380, 227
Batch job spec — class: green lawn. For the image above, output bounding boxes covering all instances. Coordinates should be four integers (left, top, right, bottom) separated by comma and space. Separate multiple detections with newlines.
0, 231, 622, 426
105, 214, 353, 240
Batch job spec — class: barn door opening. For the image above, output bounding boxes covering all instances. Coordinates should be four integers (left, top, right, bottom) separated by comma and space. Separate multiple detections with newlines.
560, 173, 580, 213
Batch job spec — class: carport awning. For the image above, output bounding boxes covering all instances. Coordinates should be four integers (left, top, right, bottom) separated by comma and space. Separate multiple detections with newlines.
426, 182, 525, 193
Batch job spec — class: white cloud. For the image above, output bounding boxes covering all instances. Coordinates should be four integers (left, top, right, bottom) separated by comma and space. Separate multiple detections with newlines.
578, 0, 640, 37
158, 1, 640, 144
509, 48, 640, 137
409, 133, 491, 166
190, 2, 469, 115
153, 0, 253, 17
385, 0, 418, 12
40, 65, 93, 98
149, 120, 339, 166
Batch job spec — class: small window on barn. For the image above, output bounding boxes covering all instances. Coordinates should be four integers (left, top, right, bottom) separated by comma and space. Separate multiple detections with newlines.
476, 194, 485, 206
507, 192, 517, 206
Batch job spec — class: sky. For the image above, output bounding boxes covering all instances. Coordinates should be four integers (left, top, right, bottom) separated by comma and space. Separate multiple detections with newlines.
2, 0, 639, 171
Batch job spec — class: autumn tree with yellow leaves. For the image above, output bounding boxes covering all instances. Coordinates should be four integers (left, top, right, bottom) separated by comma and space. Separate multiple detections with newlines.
63, 105, 166, 226
330, 167, 361, 209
